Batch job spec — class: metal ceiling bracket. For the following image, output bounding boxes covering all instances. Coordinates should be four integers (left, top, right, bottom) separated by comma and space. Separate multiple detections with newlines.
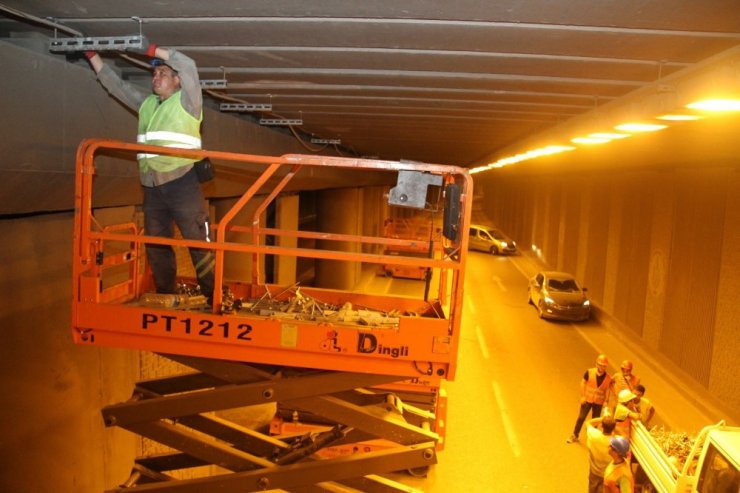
220, 103, 273, 112
259, 118, 303, 126
202, 68, 229, 89
201, 79, 228, 89
49, 34, 146, 53
389, 171, 443, 209
310, 138, 341, 145
131, 16, 144, 37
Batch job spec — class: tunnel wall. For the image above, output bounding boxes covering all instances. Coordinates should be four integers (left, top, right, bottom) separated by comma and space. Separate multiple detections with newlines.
476, 166, 740, 420
0, 211, 139, 492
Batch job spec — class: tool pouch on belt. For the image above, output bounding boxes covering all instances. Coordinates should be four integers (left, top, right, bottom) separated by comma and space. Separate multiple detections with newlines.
194, 158, 215, 183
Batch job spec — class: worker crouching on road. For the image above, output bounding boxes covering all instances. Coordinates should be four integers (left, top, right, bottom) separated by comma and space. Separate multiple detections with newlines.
567, 354, 613, 444
85, 38, 215, 304
604, 436, 635, 493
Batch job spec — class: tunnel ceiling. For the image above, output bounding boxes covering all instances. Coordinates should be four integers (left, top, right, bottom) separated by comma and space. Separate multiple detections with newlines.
1, 1, 740, 170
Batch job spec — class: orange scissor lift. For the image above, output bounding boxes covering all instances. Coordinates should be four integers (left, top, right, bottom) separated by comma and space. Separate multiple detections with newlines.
381, 217, 443, 280
72, 139, 472, 492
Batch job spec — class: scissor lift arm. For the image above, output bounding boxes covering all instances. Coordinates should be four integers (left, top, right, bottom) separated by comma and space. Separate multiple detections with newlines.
103, 355, 437, 492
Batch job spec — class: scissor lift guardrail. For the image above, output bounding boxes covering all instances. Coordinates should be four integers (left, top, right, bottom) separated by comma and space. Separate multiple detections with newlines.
72, 139, 472, 491
381, 217, 443, 279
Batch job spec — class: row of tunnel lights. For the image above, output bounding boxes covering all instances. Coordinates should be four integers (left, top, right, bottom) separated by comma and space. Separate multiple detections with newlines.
469, 98, 740, 174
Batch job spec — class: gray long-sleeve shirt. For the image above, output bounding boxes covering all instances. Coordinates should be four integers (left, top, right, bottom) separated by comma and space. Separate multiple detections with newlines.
97, 48, 202, 118
95, 49, 203, 186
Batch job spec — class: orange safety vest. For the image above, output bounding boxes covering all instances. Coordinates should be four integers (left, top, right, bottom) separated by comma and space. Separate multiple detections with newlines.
615, 420, 631, 439
603, 460, 634, 492
584, 368, 612, 404
614, 404, 634, 438
612, 372, 639, 395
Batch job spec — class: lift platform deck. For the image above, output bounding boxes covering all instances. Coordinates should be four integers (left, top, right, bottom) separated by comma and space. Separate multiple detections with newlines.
71, 139, 472, 492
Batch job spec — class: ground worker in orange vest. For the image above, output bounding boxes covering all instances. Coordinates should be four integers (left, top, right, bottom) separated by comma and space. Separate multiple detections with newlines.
567, 354, 613, 444
611, 360, 640, 410
614, 389, 641, 438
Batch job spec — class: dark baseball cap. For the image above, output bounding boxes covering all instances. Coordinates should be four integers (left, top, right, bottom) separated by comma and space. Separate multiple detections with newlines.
150, 58, 177, 72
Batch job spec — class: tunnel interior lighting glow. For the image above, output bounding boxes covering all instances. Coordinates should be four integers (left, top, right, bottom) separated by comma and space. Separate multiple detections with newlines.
657, 114, 704, 121
685, 99, 740, 112
484, 144, 576, 170
588, 132, 631, 140
571, 136, 610, 144
524, 146, 572, 157
542, 145, 576, 153
478, 97, 729, 172
531, 244, 543, 259
614, 122, 667, 132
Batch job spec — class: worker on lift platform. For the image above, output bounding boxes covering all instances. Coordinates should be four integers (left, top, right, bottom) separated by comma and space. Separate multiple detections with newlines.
84, 37, 215, 304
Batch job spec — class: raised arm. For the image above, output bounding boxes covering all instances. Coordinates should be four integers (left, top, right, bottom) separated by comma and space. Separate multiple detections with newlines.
153, 47, 202, 119
85, 52, 149, 112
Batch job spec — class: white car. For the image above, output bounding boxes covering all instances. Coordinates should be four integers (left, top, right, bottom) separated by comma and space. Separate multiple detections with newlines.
528, 271, 590, 321
468, 225, 517, 255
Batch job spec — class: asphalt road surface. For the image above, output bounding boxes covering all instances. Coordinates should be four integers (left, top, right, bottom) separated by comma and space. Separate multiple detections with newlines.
390, 250, 639, 492
358, 246, 726, 492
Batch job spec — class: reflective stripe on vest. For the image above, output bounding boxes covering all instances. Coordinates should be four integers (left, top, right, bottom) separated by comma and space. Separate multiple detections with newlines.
136, 131, 202, 159
604, 460, 634, 492
584, 368, 611, 404
137, 92, 202, 178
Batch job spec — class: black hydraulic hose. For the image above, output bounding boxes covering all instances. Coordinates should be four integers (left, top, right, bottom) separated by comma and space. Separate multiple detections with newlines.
273, 425, 349, 466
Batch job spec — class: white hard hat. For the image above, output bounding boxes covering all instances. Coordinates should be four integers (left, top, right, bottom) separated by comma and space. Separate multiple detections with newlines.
618, 389, 637, 403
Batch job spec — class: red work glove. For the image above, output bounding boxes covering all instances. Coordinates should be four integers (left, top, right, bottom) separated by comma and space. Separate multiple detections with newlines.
145, 43, 158, 58
126, 35, 157, 57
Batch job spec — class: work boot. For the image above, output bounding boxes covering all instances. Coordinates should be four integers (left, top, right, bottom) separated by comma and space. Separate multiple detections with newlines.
566, 434, 578, 444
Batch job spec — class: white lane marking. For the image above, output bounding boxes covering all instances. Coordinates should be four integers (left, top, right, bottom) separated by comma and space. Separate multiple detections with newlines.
492, 381, 522, 457
492, 275, 507, 292
466, 297, 477, 315
510, 256, 532, 280
475, 325, 490, 360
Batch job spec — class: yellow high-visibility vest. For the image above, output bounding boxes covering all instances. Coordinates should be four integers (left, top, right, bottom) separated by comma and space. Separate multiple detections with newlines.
137, 91, 202, 181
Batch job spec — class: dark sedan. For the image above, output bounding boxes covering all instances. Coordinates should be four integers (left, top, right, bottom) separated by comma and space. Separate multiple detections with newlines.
528, 271, 591, 322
